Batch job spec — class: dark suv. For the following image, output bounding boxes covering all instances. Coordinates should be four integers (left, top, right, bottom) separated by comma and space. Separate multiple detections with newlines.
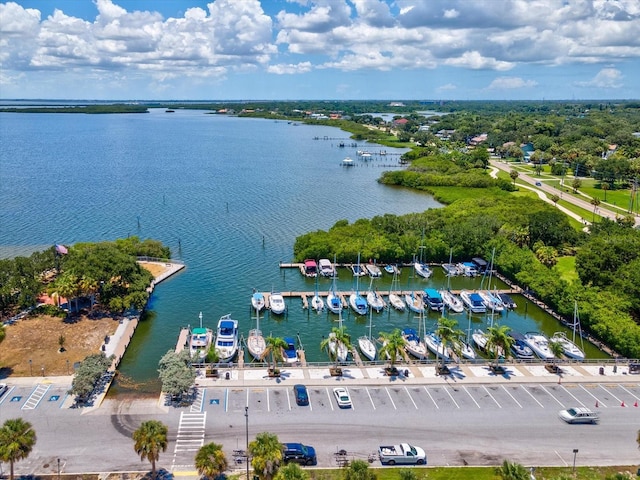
282, 443, 317, 466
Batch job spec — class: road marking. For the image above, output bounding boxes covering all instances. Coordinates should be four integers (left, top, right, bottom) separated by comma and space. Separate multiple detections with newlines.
266, 387, 271, 412
578, 385, 605, 408
22, 384, 50, 410
172, 411, 206, 472
423, 386, 439, 409
617, 384, 640, 403
558, 385, 585, 407
462, 386, 480, 408
443, 386, 460, 409
520, 385, 544, 408
539, 385, 565, 408
225, 388, 229, 412
404, 386, 418, 410
482, 386, 502, 408
384, 387, 397, 410
599, 385, 623, 405
365, 387, 376, 410
345, 387, 354, 410
501, 385, 522, 408
326, 388, 334, 411
190, 387, 205, 412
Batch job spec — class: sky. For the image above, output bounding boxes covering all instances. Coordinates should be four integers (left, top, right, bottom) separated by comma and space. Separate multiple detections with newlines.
0, 0, 639, 101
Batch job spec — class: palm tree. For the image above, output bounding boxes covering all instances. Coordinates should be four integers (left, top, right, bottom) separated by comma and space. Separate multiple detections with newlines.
0, 324, 5, 346
249, 432, 283, 480
591, 196, 601, 222
320, 326, 351, 371
495, 459, 529, 480
601, 182, 610, 201
132, 420, 168, 479
262, 336, 286, 374
378, 329, 405, 374
509, 170, 519, 185
79, 274, 98, 308
0, 418, 37, 480
486, 325, 513, 372
435, 317, 464, 373
548, 338, 565, 373
274, 462, 308, 480
195, 442, 228, 480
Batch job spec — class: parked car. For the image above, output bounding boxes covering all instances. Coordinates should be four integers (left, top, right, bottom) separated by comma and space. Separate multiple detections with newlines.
293, 384, 309, 406
0, 383, 8, 398
333, 387, 352, 408
282, 443, 317, 465
559, 407, 599, 424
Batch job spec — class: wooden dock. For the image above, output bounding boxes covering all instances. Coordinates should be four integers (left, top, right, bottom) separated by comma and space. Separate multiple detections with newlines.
175, 327, 189, 354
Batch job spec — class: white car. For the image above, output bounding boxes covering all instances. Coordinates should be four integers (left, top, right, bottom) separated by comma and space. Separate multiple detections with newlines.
559, 407, 599, 424
333, 387, 352, 408
0, 383, 8, 398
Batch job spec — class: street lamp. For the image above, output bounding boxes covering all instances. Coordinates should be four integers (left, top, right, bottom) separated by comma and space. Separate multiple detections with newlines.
29, 359, 32, 376
572, 449, 579, 472
57, 458, 60, 480
245, 406, 249, 480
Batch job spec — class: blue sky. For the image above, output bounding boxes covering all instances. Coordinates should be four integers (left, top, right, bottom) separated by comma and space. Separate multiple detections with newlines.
1, 0, 639, 100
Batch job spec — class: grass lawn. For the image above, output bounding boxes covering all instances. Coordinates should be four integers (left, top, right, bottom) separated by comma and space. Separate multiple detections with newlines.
554, 256, 579, 283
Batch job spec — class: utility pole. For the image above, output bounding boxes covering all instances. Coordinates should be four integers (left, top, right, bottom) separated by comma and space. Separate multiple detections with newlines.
245, 406, 250, 480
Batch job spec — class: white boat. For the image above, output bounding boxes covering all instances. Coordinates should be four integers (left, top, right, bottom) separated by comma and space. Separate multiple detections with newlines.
508, 331, 535, 359
384, 264, 400, 275
350, 263, 366, 276
523, 332, 555, 360
269, 291, 286, 315
349, 253, 369, 315
341, 156, 354, 166
442, 263, 460, 276
414, 261, 432, 278
403, 327, 428, 360
404, 291, 425, 313
457, 262, 478, 277
328, 314, 349, 362
318, 258, 336, 277
472, 328, 489, 352
550, 332, 585, 360
365, 264, 382, 277
460, 290, 487, 313
387, 268, 405, 311
247, 308, 266, 361
189, 312, 213, 361
366, 290, 385, 312
478, 290, 504, 312
423, 288, 444, 311
424, 332, 450, 361
358, 309, 377, 361
282, 337, 298, 364
251, 291, 265, 312
326, 255, 343, 314
439, 290, 465, 313
215, 314, 239, 363
453, 339, 476, 360
311, 273, 324, 312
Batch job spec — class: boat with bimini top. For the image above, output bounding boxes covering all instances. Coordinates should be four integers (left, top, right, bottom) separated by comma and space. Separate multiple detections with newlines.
215, 314, 239, 363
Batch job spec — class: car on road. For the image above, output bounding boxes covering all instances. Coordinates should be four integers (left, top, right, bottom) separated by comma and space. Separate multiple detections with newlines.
282, 442, 317, 466
535, 181, 542, 186
559, 407, 599, 424
293, 384, 309, 406
333, 387, 352, 408
0, 383, 7, 398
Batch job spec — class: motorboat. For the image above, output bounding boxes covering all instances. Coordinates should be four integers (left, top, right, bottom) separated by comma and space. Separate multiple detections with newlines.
508, 331, 534, 360
189, 312, 213, 361
439, 290, 465, 313
478, 290, 504, 312
251, 291, 265, 312
460, 290, 487, 313
424, 332, 450, 361
269, 292, 286, 315
550, 332, 585, 360
414, 261, 432, 279
350, 263, 366, 276
523, 332, 555, 360
358, 310, 377, 361
247, 309, 266, 361
215, 314, 239, 363
457, 262, 478, 277
471, 328, 489, 352
423, 288, 444, 311
282, 337, 299, 364
341, 156, 354, 167
453, 340, 476, 360
318, 258, 336, 277
384, 264, 400, 275
365, 264, 382, 278
402, 328, 427, 360
404, 291, 425, 313
441, 263, 460, 276
498, 293, 517, 309
301, 259, 318, 277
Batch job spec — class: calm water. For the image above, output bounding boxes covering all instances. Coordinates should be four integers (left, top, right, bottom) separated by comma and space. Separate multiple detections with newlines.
0, 109, 606, 391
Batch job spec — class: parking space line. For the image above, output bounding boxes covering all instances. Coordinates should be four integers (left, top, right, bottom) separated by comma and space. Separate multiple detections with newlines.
443, 386, 460, 409
266, 388, 271, 412
346, 387, 355, 410
326, 388, 334, 411
224, 388, 229, 412
423, 386, 439, 409
617, 384, 640, 403
384, 387, 397, 410
539, 385, 565, 408
462, 386, 480, 408
501, 386, 522, 408
520, 385, 544, 408
482, 386, 502, 408
599, 385, 623, 405
246, 388, 250, 408
558, 385, 585, 407
403, 386, 418, 410
578, 385, 606, 408
365, 387, 376, 410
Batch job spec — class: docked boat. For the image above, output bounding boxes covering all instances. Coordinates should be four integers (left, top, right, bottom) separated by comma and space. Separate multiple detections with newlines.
366, 264, 382, 278
318, 258, 336, 277
414, 261, 432, 279
453, 339, 476, 360
215, 314, 239, 363
358, 310, 377, 361
471, 328, 489, 352
341, 156, 354, 167
478, 290, 504, 312
423, 288, 444, 311
457, 262, 478, 277
508, 331, 534, 360
460, 290, 487, 313
311, 273, 324, 312
251, 291, 265, 312
550, 332, 585, 360
282, 337, 298, 364
498, 293, 517, 309
350, 263, 366, 276
404, 291, 425, 313
301, 259, 318, 277
328, 332, 349, 363
349, 254, 369, 315
366, 277, 385, 312
523, 332, 555, 360
439, 290, 465, 313
384, 264, 400, 275
189, 312, 213, 361
326, 255, 343, 314
424, 332, 450, 361
403, 327, 428, 360
269, 291, 286, 315
387, 268, 405, 311
247, 308, 266, 361
441, 263, 460, 276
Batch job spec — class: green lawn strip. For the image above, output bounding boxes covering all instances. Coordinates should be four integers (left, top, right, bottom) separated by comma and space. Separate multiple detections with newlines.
554, 256, 579, 283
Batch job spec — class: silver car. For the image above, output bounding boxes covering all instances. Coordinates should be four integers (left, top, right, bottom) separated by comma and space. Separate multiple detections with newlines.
559, 407, 599, 424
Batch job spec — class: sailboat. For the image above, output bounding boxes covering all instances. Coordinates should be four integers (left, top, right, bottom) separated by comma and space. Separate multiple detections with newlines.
311, 272, 325, 312
403, 310, 428, 360
358, 308, 377, 361
550, 301, 585, 360
439, 249, 465, 313
404, 262, 425, 313
387, 268, 406, 311
326, 255, 343, 314
349, 253, 368, 316
247, 307, 266, 361
366, 276, 385, 312
454, 311, 476, 360
414, 233, 432, 278
189, 311, 213, 361
328, 311, 349, 362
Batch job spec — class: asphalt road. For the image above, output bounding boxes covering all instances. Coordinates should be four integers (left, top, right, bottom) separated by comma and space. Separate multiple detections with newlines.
2, 379, 638, 476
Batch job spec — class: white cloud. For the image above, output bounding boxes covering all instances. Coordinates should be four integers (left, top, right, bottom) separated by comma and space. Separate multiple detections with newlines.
267, 61, 312, 74
445, 51, 513, 71
575, 68, 623, 88
437, 83, 457, 91
443, 9, 459, 19
487, 76, 538, 89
